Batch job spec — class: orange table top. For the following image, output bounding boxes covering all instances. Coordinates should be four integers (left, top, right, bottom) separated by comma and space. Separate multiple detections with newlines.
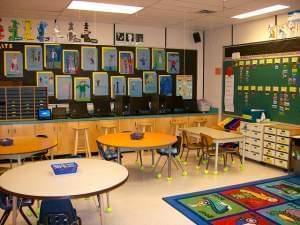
0, 137, 57, 156
97, 132, 177, 149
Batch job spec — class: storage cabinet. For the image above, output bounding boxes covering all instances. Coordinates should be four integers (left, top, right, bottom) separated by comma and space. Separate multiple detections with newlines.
263, 124, 300, 170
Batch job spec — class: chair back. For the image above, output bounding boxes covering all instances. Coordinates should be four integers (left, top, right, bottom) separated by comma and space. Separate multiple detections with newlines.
96, 141, 106, 159
200, 133, 214, 152
0, 192, 9, 210
172, 136, 182, 155
39, 199, 77, 225
182, 130, 195, 148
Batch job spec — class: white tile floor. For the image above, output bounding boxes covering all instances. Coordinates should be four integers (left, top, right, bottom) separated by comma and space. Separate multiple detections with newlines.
4, 152, 286, 225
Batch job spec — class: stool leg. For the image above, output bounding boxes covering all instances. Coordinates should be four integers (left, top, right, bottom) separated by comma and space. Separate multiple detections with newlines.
74, 130, 79, 156
84, 130, 91, 158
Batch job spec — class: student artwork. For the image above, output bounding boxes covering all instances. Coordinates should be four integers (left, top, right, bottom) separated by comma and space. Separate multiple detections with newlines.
92, 72, 108, 96
159, 75, 172, 96
36, 72, 54, 96
152, 48, 165, 70
128, 78, 142, 97
119, 51, 134, 74
63, 50, 80, 74
176, 75, 193, 100
24, 45, 43, 71
136, 47, 150, 70
4, 51, 23, 77
167, 52, 180, 74
143, 71, 157, 94
36, 21, 49, 42
111, 76, 126, 98
81, 46, 98, 71
55, 75, 72, 100
23, 20, 34, 41
81, 22, 98, 43
74, 77, 91, 102
8, 19, 22, 41
67, 22, 81, 43
0, 18, 4, 40
102, 47, 117, 71
44, 44, 62, 69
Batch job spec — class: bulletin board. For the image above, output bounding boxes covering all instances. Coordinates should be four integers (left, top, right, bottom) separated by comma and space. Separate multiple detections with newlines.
223, 37, 300, 124
0, 42, 198, 104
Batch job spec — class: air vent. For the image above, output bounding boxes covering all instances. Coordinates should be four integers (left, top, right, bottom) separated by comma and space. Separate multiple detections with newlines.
197, 10, 217, 14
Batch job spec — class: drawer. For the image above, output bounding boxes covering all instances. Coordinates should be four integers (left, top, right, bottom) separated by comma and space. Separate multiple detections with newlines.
264, 134, 276, 142
277, 136, 290, 145
277, 129, 290, 137
264, 148, 276, 157
275, 151, 289, 161
264, 141, 276, 150
263, 156, 275, 165
247, 124, 263, 132
251, 138, 262, 147
248, 131, 262, 139
245, 137, 252, 144
246, 151, 262, 161
276, 144, 289, 153
252, 145, 261, 154
264, 127, 276, 135
274, 159, 288, 169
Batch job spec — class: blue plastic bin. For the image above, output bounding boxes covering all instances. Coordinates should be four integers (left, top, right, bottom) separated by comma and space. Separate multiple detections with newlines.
51, 162, 78, 175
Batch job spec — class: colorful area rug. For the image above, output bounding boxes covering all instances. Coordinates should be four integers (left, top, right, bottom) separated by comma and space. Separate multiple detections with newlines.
163, 175, 300, 225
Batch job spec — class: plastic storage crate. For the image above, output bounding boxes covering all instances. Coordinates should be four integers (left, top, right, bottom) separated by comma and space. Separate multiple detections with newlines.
51, 162, 78, 175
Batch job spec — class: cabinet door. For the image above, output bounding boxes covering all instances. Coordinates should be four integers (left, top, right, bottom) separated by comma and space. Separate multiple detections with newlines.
78, 121, 98, 153
56, 122, 78, 155
34, 123, 58, 138
154, 117, 173, 134
0, 125, 12, 138
118, 118, 136, 132
11, 124, 35, 137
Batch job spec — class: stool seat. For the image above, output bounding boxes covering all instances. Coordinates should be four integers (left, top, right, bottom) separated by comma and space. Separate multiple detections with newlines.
170, 120, 186, 136
194, 119, 208, 127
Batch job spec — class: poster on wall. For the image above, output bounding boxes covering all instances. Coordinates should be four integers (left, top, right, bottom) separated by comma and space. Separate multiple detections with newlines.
55, 75, 72, 100
136, 47, 150, 70
92, 72, 108, 96
81, 46, 98, 71
4, 51, 23, 77
143, 71, 157, 94
62, 50, 80, 74
44, 44, 62, 69
224, 67, 235, 112
119, 51, 134, 74
74, 77, 91, 102
36, 71, 54, 96
176, 75, 193, 100
128, 78, 142, 97
102, 47, 117, 71
159, 75, 172, 96
152, 48, 165, 71
111, 76, 126, 98
167, 52, 180, 74
25, 45, 43, 71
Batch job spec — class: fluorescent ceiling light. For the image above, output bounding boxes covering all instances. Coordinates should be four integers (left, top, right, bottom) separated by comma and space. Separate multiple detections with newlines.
232, 4, 289, 19
67, 1, 143, 14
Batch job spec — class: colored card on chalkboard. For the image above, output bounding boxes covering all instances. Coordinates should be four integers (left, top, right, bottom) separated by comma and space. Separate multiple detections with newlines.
74, 77, 91, 101
44, 44, 62, 69
110, 76, 126, 98
128, 78, 142, 97
81, 46, 98, 71
159, 75, 172, 96
55, 75, 72, 100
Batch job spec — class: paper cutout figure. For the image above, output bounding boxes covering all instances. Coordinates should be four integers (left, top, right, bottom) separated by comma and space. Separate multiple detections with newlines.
119, 51, 134, 74
136, 47, 150, 70
102, 47, 117, 71
111, 76, 126, 98
23, 20, 34, 40
93, 72, 108, 96
81, 22, 98, 43
44, 44, 62, 69
167, 52, 180, 74
128, 78, 142, 97
67, 22, 81, 43
37, 21, 49, 42
4, 51, 23, 77
81, 46, 98, 71
8, 19, 22, 41
63, 50, 80, 74
55, 75, 72, 100
36, 72, 54, 96
25, 45, 43, 71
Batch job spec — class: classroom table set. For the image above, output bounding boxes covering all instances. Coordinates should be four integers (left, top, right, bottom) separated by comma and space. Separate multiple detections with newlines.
0, 126, 245, 225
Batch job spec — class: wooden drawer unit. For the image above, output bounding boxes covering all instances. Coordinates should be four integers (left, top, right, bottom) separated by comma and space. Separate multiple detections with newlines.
276, 136, 290, 145
277, 129, 290, 137
264, 127, 277, 135
247, 123, 263, 132
275, 151, 289, 161
264, 149, 276, 157
274, 159, 288, 169
248, 151, 262, 161
248, 131, 262, 139
252, 145, 261, 154
276, 144, 289, 153
264, 141, 276, 150
264, 134, 276, 142
263, 156, 275, 165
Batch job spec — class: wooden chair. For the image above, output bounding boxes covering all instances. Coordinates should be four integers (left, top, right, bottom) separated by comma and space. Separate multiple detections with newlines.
194, 118, 208, 127
170, 119, 186, 136
199, 133, 228, 174
180, 130, 203, 165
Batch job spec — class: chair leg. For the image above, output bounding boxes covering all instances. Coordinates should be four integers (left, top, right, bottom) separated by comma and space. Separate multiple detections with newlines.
160, 158, 168, 173
184, 149, 190, 162
173, 157, 185, 172
197, 153, 204, 167
28, 205, 38, 218
19, 207, 32, 225
97, 194, 101, 208
151, 150, 155, 166
153, 155, 162, 171
206, 156, 210, 170
171, 156, 179, 170
138, 151, 143, 168
180, 147, 185, 159
0, 211, 10, 225
230, 153, 234, 163
167, 155, 172, 179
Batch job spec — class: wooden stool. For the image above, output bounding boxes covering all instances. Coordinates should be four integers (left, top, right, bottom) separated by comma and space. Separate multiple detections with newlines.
100, 122, 118, 135
194, 118, 208, 127
73, 127, 91, 158
170, 119, 186, 136
135, 121, 154, 168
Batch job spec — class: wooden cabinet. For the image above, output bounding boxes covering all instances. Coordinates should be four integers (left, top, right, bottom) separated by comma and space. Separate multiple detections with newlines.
154, 117, 173, 134
0, 124, 35, 138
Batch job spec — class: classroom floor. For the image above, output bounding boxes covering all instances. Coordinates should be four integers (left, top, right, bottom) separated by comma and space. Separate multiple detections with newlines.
4, 152, 286, 225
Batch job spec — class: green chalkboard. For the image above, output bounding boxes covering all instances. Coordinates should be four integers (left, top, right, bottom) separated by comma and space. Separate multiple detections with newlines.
223, 56, 300, 124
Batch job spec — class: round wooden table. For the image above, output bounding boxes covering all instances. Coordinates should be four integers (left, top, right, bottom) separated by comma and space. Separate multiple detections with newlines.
0, 136, 57, 164
0, 158, 128, 225
97, 132, 177, 163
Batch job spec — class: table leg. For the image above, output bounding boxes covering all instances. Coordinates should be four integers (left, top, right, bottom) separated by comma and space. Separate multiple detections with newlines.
17, 156, 21, 165
98, 194, 105, 225
12, 195, 17, 225
214, 142, 219, 175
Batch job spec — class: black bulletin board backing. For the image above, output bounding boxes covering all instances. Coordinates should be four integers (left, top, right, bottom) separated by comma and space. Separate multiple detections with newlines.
0, 42, 198, 104
223, 37, 300, 124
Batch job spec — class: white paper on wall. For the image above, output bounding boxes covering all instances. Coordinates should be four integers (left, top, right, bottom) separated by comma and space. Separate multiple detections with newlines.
224, 74, 234, 112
